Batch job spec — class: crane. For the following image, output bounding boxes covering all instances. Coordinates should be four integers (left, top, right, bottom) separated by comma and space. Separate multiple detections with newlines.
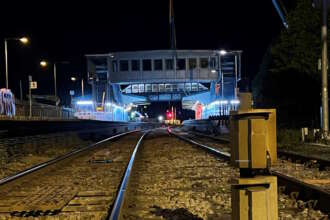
272, 0, 289, 29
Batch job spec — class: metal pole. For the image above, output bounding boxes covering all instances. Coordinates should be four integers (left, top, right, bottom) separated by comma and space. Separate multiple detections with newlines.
53, 63, 57, 104
321, 0, 329, 136
81, 79, 84, 97
235, 55, 238, 98
221, 55, 224, 99
19, 80, 23, 101
29, 81, 32, 118
4, 40, 8, 89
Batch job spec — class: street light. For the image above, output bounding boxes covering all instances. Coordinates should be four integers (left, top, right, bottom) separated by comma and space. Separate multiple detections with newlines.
40, 60, 47, 67
220, 49, 227, 55
40, 60, 69, 105
70, 75, 84, 97
19, 37, 29, 44
4, 36, 29, 89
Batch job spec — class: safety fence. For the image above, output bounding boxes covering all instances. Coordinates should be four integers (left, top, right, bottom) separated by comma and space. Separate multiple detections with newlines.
0, 100, 75, 120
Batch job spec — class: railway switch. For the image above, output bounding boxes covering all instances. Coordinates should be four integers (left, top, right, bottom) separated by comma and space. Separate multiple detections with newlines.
230, 94, 278, 220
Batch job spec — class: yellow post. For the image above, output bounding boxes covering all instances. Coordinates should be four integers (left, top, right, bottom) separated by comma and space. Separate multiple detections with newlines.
230, 98, 278, 220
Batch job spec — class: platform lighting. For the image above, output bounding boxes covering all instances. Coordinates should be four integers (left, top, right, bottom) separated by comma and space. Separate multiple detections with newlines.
77, 100, 93, 105
220, 50, 227, 55
158, 115, 164, 122
220, 100, 228, 105
125, 106, 132, 112
230, 100, 240, 105
105, 102, 123, 110
71, 77, 77, 81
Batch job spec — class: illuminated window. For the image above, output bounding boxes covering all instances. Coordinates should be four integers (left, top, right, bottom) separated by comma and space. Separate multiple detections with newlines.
188, 58, 197, 70
152, 84, 159, 92
200, 58, 209, 69
143, 59, 152, 71
165, 59, 174, 70
119, 60, 129, 71
159, 84, 165, 92
131, 60, 140, 71
145, 84, 152, 92
165, 84, 172, 92
132, 85, 139, 93
139, 84, 144, 93
176, 59, 186, 70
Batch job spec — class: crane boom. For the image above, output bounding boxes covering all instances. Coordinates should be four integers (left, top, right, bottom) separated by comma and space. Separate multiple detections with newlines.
272, 0, 289, 29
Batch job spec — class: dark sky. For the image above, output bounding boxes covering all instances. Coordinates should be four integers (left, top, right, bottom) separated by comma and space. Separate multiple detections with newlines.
0, 0, 284, 105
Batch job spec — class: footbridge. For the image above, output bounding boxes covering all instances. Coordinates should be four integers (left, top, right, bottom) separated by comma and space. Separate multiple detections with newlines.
86, 49, 242, 119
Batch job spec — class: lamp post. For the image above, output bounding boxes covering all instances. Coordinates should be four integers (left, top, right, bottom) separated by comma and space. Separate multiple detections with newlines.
4, 37, 29, 89
70, 76, 85, 97
321, 0, 329, 136
40, 60, 69, 106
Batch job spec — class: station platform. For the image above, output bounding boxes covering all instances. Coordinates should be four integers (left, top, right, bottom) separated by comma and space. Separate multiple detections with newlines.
0, 118, 158, 137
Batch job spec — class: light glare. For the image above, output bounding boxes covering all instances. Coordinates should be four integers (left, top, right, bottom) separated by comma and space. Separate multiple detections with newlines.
220, 50, 227, 55
230, 100, 240, 105
40, 60, 48, 67
77, 100, 93, 105
19, 37, 29, 44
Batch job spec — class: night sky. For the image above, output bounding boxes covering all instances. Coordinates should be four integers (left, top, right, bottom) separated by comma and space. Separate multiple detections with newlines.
0, 1, 283, 106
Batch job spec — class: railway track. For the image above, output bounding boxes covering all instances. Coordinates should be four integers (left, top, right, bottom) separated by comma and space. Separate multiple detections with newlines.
188, 131, 330, 169
0, 128, 329, 219
176, 130, 330, 217
113, 129, 234, 219
0, 130, 145, 219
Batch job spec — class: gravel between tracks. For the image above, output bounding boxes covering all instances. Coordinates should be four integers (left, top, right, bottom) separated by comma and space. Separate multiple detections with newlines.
122, 130, 235, 220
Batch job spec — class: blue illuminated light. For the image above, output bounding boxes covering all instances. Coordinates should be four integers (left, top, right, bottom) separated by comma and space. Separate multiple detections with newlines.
76, 100, 93, 105
230, 100, 240, 105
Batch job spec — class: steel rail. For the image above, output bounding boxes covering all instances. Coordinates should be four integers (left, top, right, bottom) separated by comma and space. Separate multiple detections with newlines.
108, 131, 149, 220
190, 131, 330, 168
171, 131, 230, 158
277, 150, 330, 169
0, 130, 139, 186
169, 130, 330, 215
189, 131, 230, 144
